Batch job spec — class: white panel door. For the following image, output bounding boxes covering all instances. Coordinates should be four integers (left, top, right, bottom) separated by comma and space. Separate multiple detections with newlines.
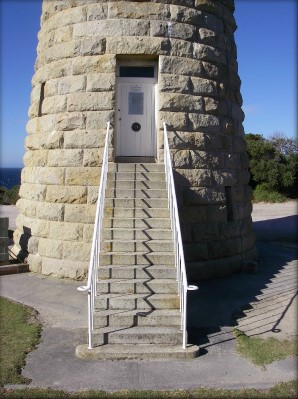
117, 82, 155, 157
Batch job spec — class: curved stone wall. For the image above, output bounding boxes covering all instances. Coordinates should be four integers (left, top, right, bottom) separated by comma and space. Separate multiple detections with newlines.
15, 0, 257, 280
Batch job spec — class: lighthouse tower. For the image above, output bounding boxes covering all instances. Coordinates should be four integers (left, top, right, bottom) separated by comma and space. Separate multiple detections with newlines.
15, 0, 257, 281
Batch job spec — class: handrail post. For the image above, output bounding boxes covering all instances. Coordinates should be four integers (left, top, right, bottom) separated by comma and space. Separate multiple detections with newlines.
78, 122, 111, 350
163, 122, 198, 349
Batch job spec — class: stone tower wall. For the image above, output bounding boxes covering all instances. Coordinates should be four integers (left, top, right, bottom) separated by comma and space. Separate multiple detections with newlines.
15, 0, 257, 281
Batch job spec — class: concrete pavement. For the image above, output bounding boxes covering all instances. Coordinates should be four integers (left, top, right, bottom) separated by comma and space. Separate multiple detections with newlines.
0, 202, 297, 392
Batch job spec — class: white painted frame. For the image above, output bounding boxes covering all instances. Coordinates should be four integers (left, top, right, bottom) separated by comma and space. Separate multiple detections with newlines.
115, 60, 158, 159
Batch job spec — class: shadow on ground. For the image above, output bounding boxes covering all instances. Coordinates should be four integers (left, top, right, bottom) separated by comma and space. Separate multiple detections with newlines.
187, 216, 298, 355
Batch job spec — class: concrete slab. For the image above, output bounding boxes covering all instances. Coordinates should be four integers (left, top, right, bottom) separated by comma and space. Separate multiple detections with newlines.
0, 273, 87, 329
252, 201, 297, 242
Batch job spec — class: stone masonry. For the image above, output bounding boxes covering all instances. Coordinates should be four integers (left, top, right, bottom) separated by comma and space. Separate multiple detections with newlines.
15, 0, 257, 281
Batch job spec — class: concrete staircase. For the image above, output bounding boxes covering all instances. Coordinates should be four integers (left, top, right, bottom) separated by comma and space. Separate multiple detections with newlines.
76, 163, 199, 359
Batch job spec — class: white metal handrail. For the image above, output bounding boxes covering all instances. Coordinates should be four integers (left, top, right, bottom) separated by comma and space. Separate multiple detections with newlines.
78, 122, 110, 349
163, 122, 198, 349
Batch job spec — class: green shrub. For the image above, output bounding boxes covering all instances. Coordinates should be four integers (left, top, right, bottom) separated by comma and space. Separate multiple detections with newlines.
245, 133, 297, 201
0, 186, 20, 205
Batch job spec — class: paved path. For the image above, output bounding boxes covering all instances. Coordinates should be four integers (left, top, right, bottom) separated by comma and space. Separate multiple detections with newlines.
0, 202, 297, 392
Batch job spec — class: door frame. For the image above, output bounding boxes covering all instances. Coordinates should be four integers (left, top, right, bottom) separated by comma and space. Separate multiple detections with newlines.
115, 60, 158, 160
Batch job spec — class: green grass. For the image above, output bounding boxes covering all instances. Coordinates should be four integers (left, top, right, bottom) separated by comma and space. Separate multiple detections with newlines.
234, 329, 298, 366
0, 381, 297, 399
0, 297, 41, 385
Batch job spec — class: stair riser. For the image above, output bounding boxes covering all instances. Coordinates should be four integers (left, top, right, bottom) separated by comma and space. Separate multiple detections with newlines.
138, 315, 181, 327
108, 172, 165, 181
106, 189, 167, 199
91, 334, 105, 346
93, 314, 181, 328
95, 296, 180, 311
109, 164, 165, 172
98, 281, 178, 295
102, 241, 174, 253
92, 332, 183, 347
105, 198, 168, 208
108, 333, 182, 345
104, 208, 170, 218
107, 181, 166, 190
103, 219, 171, 229
98, 266, 177, 280
100, 253, 175, 265
102, 229, 173, 240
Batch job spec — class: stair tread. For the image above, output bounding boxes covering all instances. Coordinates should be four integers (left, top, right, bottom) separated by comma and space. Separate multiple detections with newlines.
94, 309, 180, 316
98, 278, 178, 283
105, 206, 169, 211
99, 265, 175, 268
103, 228, 172, 231
103, 217, 171, 220
107, 188, 167, 191
96, 292, 178, 298
93, 326, 181, 335
102, 239, 174, 243
107, 179, 166, 182
101, 251, 175, 255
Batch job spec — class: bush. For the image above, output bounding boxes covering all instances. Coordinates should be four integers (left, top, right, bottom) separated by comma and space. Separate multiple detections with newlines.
0, 186, 20, 205
252, 184, 287, 203
245, 133, 297, 201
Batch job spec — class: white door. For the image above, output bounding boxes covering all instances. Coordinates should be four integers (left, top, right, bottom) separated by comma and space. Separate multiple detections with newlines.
116, 67, 156, 157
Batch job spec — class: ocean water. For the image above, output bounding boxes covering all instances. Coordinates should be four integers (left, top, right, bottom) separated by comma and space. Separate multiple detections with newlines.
0, 168, 22, 189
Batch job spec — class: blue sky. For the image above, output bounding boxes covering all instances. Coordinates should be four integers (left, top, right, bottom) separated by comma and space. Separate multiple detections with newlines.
0, 0, 297, 167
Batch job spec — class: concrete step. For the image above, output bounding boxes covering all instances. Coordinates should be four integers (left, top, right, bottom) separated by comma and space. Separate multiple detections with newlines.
103, 218, 171, 229
93, 309, 181, 328
97, 278, 178, 295
76, 342, 200, 360
107, 171, 165, 181
106, 188, 168, 199
98, 265, 177, 280
102, 228, 173, 240
108, 163, 165, 172
104, 207, 170, 219
95, 293, 180, 310
104, 198, 169, 208
107, 180, 166, 190
76, 344, 200, 360
100, 252, 175, 266
101, 240, 174, 253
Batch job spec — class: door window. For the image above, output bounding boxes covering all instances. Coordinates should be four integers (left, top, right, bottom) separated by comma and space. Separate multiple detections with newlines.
119, 66, 155, 78
128, 92, 144, 115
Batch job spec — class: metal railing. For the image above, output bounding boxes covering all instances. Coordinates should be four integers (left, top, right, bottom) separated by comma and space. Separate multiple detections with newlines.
163, 122, 198, 349
78, 122, 111, 349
